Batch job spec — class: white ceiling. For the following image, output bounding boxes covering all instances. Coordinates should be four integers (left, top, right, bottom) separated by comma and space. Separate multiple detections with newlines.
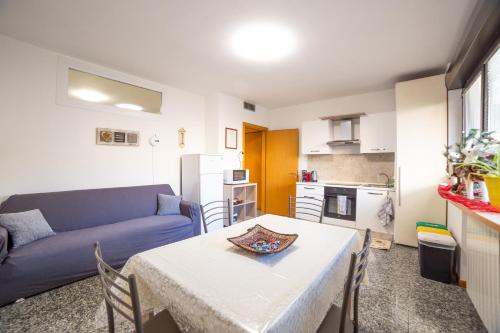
0, 0, 478, 108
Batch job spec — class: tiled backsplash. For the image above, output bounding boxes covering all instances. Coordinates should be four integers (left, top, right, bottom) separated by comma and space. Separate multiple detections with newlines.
307, 153, 395, 183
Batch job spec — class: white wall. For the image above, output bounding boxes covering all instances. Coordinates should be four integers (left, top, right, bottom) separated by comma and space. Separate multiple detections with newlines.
205, 93, 268, 169
267, 89, 395, 169
0, 35, 206, 198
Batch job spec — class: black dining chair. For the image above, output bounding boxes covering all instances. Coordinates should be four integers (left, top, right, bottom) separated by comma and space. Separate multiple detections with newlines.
94, 242, 181, 333
288, 195, 326, 223
317, 229, 372, 333
200, 199, 231, 233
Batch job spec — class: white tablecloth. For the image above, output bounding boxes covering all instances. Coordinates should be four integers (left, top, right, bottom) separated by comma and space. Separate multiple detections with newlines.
96, 214, 360, 333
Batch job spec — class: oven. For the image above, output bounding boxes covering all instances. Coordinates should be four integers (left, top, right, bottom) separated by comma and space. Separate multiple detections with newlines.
324, 186, 357, 221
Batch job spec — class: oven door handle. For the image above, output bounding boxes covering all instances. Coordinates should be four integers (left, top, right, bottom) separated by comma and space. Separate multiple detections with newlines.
325, 194, 356, 199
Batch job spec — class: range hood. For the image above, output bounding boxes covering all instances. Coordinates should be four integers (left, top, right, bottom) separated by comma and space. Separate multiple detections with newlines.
327, 119, 360, 145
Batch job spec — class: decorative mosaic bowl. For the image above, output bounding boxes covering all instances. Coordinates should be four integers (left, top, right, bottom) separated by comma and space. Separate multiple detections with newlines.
227, 224, 298, 255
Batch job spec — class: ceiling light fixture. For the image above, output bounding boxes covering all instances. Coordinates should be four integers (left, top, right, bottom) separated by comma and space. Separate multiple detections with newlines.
115, 103, 144, 111
69, 88, 109, 103
230, 22, 296, 61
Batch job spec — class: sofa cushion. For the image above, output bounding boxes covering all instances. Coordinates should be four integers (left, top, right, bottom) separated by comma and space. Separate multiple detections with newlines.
0, 209, 55, 248
0, 184, 175, 232
0, 214, 194, 305
157, 194, 181, 216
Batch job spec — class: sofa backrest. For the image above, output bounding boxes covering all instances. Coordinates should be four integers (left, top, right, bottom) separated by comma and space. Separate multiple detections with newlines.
0, 184, 175, 232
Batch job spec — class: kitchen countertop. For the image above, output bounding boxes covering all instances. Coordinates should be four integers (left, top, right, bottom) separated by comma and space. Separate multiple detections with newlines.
297, 181, 396, 191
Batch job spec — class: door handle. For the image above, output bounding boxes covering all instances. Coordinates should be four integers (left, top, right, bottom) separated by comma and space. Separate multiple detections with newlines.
398, 166, 401, 207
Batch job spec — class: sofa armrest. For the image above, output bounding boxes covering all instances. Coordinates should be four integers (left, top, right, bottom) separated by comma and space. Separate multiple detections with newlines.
180, 200, 201, 236
0, 226, 8, 264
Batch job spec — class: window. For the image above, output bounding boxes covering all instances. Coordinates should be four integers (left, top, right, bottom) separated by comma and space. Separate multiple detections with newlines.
463, 74, 482, 135
486, 47, 500, 139
67, 68, 162, 114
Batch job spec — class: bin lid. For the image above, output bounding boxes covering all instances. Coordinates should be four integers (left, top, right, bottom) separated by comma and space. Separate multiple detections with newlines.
416, 226, 451, 236
415, 222, 448, 230
418, 231, 457, 248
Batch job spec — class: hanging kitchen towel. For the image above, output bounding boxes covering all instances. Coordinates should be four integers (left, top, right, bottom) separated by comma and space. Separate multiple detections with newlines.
337, 195, 347, 215
377, 195, 394, 226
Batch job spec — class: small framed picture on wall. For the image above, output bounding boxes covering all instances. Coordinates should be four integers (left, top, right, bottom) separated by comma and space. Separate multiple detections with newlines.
225, 127, 238, 149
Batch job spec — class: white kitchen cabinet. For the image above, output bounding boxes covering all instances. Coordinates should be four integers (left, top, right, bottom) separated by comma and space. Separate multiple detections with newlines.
360, 112, 396, 153
295, 184, 324, 222
300, 120, 334, 154
394, 75, 447, 247
356, 189, 395, 234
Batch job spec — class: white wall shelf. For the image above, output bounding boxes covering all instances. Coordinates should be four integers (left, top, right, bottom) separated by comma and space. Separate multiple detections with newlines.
224, 183, 258, 225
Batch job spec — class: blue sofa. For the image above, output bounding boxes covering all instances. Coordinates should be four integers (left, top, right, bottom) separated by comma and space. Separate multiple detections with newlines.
0, 184, 201, 306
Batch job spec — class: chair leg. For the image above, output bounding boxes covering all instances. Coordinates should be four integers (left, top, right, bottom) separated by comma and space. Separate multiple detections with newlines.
105, 301, 115, 333
288, 196, 292, 218
353, 288, 359, 333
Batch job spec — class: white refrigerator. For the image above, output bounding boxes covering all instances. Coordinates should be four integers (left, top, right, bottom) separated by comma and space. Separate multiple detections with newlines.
181, 154, 224, 233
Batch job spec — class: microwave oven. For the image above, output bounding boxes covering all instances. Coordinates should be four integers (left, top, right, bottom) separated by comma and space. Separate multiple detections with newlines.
224, 169, 249, 184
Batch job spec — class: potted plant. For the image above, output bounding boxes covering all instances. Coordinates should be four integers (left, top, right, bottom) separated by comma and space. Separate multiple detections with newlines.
444, 129, 500, 208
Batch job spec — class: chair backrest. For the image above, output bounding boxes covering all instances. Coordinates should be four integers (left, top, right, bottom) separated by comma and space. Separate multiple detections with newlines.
288, 196, 325, 223
94, 242, 144, 333
339, 229, 372, 333
200, 199, 231, 233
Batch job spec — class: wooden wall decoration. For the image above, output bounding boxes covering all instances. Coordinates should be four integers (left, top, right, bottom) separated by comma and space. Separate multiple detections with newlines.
178, 128, 186, 148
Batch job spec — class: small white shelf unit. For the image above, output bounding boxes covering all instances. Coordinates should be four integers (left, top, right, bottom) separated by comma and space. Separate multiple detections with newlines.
224, 183, 258, 226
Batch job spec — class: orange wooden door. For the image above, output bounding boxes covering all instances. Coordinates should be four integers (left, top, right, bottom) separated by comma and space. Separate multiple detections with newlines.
244, 131, 264, 210
265, 129, 299, 216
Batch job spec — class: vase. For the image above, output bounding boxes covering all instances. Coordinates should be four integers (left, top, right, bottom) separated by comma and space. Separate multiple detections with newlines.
465, 177, 475, 199
484, 175, 500, 209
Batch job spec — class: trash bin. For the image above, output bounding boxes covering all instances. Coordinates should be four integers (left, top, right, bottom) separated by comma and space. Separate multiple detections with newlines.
417, 230, 457, 284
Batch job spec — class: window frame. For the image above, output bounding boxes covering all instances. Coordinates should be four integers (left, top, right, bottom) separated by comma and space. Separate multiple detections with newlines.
56, 56, 165, 118
461, 38, 500, 137
462, 70, 484, 136
484, 42, 500, 132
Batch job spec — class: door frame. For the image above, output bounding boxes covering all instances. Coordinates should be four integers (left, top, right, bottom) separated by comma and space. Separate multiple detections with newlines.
242, 122, 268, 212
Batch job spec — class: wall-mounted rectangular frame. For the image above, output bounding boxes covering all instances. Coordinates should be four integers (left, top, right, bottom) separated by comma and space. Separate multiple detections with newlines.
225, 127, 238, 150
96, 128, 140, 146
56, 56, 165, 118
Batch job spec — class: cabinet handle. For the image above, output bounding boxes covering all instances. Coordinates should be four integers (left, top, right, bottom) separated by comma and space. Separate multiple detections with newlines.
304, 187, 316, 190
368, 192, 384, 195
398, 166, 401, 207
370, 148, 380, 151
304, 196, 314, 199
310, 150, 320, 153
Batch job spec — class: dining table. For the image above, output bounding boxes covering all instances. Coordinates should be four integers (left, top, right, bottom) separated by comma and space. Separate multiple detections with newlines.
95, 214, 360, 333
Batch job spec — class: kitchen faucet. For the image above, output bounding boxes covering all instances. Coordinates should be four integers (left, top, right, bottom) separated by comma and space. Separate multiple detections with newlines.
378, 172, 391, 187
